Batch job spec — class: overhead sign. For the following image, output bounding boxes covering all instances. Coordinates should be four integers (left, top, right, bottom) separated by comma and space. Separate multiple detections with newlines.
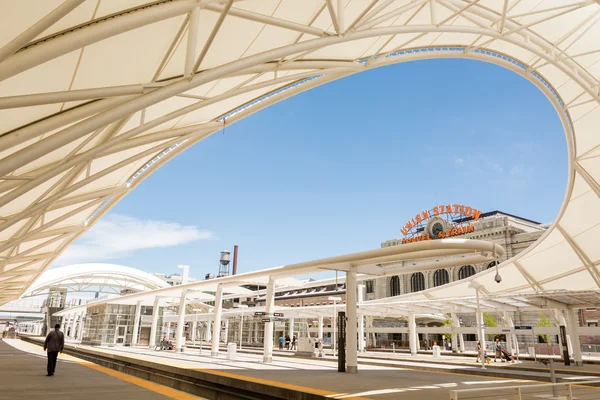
514, 326, 532, 330
273, 312, 284, 317
254, 312, 266, 316
401, 204, 482, 236
400, 204, 481, 244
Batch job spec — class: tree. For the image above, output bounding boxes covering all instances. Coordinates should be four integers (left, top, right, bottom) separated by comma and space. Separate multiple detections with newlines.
483, 313, 498, 328
442, 318, 452, 340
536, 312, 553, 343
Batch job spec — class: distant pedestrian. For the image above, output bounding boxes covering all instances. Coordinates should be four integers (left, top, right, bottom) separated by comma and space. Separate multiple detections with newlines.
285, 335, 290, 350
292, 335, 297, 350
279, 335, 284, 349
43, 323, 64, 376
494, 337, 504, 363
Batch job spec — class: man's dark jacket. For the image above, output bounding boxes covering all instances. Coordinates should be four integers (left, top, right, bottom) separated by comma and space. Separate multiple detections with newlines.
44, 330, 64, 352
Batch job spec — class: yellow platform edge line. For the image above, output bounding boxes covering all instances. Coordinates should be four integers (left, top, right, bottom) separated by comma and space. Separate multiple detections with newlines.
17, 339, 201, 400
191, 367, 371, 400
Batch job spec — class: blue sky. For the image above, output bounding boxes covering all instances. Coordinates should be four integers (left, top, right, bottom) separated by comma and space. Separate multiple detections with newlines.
55, 59, 567, 280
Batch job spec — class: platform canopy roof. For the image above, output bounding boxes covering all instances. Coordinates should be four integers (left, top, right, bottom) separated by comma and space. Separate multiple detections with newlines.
1, 0, 600, 305
22, 263, 170, 297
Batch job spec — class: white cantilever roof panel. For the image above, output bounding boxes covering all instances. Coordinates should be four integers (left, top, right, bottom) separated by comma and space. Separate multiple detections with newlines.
1, 0, 600, 307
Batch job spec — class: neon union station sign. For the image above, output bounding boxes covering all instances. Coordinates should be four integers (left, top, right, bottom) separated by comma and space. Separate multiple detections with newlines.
400, 204, 482, 244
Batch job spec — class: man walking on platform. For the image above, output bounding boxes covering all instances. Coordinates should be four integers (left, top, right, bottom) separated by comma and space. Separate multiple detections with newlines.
43, 323, 64, 376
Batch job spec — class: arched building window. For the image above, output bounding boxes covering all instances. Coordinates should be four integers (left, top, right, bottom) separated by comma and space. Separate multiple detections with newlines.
390, 276, 401, 296
411, 272, 425, 292
433, 269, 449, 287
458, 265, 476, 280
487, 261, 498, 269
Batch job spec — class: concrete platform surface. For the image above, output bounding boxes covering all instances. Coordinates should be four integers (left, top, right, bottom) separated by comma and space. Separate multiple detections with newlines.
0, 339, 203, 400
92, 345, 542, 399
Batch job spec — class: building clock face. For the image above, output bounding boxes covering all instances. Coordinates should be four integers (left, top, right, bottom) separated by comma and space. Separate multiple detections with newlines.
431, 221, 444, 238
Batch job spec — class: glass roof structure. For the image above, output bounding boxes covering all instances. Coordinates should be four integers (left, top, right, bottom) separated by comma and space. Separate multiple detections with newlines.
1, 0, 600, 306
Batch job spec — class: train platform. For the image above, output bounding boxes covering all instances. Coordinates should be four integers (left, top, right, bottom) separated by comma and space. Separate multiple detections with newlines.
20, 336, 600, 400
0, 338, 202, 400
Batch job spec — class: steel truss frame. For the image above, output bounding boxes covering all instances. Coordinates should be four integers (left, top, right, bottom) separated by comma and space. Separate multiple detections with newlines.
1, 0, 600, 305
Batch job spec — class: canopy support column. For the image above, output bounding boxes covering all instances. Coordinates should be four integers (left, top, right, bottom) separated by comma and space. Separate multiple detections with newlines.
132, 300, 142, 346
555, 310, 573, 356
263, 276, 276, 363
503, 311, 516, 356
346, 266, 358, 373
224, 319, 229, 344
568, 308, 583, 366
318, 316, 324, 341
191, 320, 197, 343
149, 297, 160, 348
288, 317, 295, 348
175, 290, 188, 352
475, 287, 486, 370
409, 311, 417, 356
211, 285, 224, 356
451, 312, 463, 353
77, 311, 86, 342
358, 284, 365, 353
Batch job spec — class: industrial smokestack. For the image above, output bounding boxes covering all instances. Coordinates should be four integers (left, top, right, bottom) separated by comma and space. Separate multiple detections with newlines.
232, 245, 238, 275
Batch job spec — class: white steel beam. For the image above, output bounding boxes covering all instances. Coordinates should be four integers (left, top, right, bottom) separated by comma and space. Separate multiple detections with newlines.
556, 224, 600, 288
184, 6, 201, 78
359, 0, 428, 31
0, 85, 146, 109
326, 0, 341, 34
193, 0, 233, 73
0, 0, 199, 82
0, 0, 86, 65
204, 3, 326, 37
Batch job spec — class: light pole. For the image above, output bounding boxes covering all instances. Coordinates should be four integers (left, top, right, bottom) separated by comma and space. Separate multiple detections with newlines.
234, 304, 248, 350
328, 296, 342, 356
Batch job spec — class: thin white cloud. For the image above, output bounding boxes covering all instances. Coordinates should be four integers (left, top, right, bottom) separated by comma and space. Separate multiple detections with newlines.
55, 214, 213, 265
455, 158, 464, 165
490, 162, 503, 173
510, 165, 523, 176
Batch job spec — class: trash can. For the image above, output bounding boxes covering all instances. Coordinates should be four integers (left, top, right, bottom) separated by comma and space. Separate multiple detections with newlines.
227, 342, 237, 360
432, 345, 441, 358
528, 347, 535, 357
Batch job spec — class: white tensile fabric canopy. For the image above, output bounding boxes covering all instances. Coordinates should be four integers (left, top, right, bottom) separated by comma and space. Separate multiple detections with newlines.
1, 0, 600, 306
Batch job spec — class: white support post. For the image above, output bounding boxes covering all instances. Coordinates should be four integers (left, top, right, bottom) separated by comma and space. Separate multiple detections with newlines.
191, 320, 197, 343
175, 290, 188, 352
556, 310, 573, 356
77, 311, 85, 342
288, 317, 294, 348
166, 322, 171, 341
346, 266, 358, 374
567, 308, 583, 366
61, 315, 65, 332
358, 284, 365, 353
65, 314, 72, 338
149, 297, 160, 348
224, 319, 229, 344
318, 316, 324, 341
451, 312, 463, 353
263, 276, 276, 363
253, 321, 258, 344
206, 319, 212, 342
132, 300, 142, 345
211, 285, 224, 356
475, 288, 486, 370
409, 311, 417, 356
503, 311, 516, 356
